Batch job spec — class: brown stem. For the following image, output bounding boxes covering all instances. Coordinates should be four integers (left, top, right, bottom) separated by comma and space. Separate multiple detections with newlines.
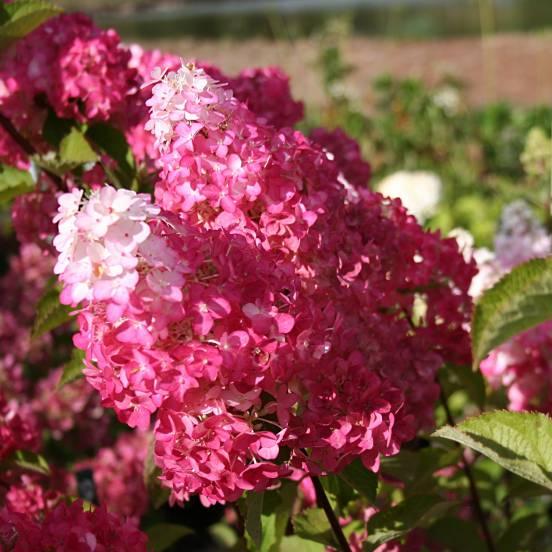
439, 388, 496, 552
311, 475, 351, 552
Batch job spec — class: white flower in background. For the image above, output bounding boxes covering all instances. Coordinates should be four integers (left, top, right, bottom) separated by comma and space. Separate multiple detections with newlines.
494, 200, 551, 270
451, 201, 552, 300
432, 85, 461, 115
448, 227, 500, 298
377, 170, 442, 223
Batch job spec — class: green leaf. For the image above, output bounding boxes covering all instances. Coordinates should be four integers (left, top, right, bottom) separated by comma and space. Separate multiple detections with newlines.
143, 439, 170, 509
440, 364, 486, 409
244, 491, 264, 550
57, 348, 85, 389
471, 257, 552, 369
496, 515, 545, 552
427, 517, 486, 552
364, 494, 451, 551
86, 123, 137, 188
339, 459, 378, 502
42, 109, 73, 148
432, 411, 552, 490
280, 536, 325, 552
145, 523, 192, 552
259, 481, 297, 552
59, 127, 97, 167
32, 285, 72, 339
381, 447, 460, 494
0, 0, 62, 50
293, 508, 335, 547
1, 450, 50, 475
0, 164, 34, 203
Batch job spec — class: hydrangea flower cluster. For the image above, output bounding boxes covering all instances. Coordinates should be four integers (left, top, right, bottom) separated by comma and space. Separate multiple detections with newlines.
75, 432, 149, 520
52, 61, 475, 507
32, 367, 108, 449
0, 13, 137, 142
0, 392, 40, 461
0, 500, 148, 552
0, 243, 54, 397
310, 127, 371, 188
467, 200, 552, 411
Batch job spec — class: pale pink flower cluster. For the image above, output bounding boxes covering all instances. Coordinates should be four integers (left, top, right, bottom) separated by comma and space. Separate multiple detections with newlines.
52, 62, 474, 507
469, 201, 552, 412
53, 186, 160, 308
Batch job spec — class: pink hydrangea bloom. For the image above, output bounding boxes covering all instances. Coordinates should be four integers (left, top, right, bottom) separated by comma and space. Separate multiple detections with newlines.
0, 500, 148, 552
32, 368, 108, 449
53, 62, 475, 507
0, 13, 137, 135
470, 201, 552, 412
0, 391, 40, 461
11, 177, 58, 250
75, 432, 149, 520
0, 244, 54, 397
227, 66, 304, 128
310, 127, 371, 189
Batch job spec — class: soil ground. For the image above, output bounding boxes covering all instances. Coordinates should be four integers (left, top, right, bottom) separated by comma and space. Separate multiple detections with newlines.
142, 33, 552, 110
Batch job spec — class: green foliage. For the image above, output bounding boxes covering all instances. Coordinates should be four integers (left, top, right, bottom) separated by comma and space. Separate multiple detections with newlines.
145, 523, 192, 552
292, 507, 335, 547
57, 348, 85, 388
0, 0, 62, 50
363, 494, 452, 550
59, 127, 98, 167
433, 411, 552, 490
381, 446, 460, 495
471, 257, 552, 369
339, 459, 379, 502
143, 440, 170, 509
440, 364, 487, 409
0, 163, 35, 203
280, 536, 325, 551
32, 282, 72, 339
242, 484, 297, 552
0, 450, 50, 476
427, 517, 487, 552
86, 123, 139, 189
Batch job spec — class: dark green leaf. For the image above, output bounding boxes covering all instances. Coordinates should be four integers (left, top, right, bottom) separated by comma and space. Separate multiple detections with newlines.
441, 364, 486, 409
381, 447, 460, 494
432, 411, 552, 490
472, 257, 552, 369
293, 508, 335, 546
496, 515, 544, 552
244, 491, 264, 550
0, 163, 34, 203
364, 494, 451, 550
146, 523, 192, 552
0, 0, 62, 50
57, 348, 85, 389
32, 285, 72, 339
59, 127, 97, 166
42, 109, 73, 148
339, 459, 378, 502
428, 517, 486, 552
86, 123, 137, 188
144, 439, 170, 509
